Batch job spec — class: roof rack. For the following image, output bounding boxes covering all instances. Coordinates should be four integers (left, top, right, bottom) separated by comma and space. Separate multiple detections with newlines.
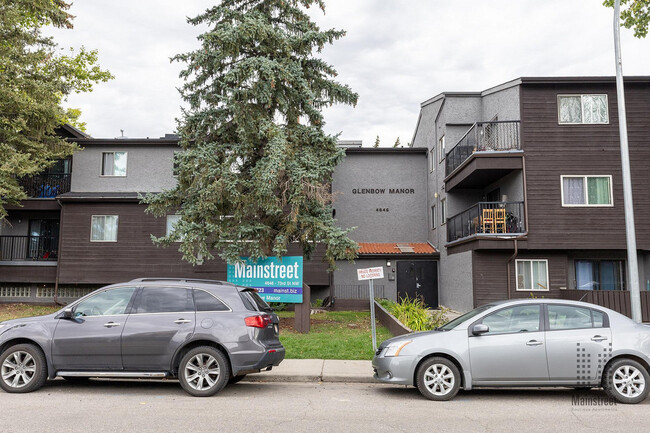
128, 278, 236, 286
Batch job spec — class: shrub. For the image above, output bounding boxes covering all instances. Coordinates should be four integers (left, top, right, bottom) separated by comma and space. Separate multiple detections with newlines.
376, 297, 450, 331
312, 298, 324, 308
268, 302, 287, 312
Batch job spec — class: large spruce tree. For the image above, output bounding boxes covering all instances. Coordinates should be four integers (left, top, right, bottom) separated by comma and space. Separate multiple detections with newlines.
0, 0, 113, 218
144, 0, 359, 266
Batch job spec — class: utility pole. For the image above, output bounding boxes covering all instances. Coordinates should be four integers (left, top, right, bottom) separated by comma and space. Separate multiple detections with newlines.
613, 0, 642, 323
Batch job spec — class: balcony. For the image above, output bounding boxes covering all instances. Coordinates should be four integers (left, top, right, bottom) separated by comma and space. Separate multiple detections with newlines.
444, 121, 522, 192
18, 173, 71, 198
446, 201, 525, 244
0, 236, 58, 262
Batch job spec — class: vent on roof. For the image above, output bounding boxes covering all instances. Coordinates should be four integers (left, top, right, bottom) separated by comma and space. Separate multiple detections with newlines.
396, 243, 415, 253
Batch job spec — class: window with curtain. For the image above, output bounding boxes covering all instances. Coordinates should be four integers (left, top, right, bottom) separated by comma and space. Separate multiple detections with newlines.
101, 152, 127, 176
575, 260, 626, 291
91, 215, 118, 242
516, 260, 549, 291
561, 176, 612, 206
558, 95, 608, 124
166, 214, 183, 241
438, 135, 445, 162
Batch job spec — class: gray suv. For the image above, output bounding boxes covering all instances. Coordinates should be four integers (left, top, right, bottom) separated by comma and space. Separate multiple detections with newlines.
0, 278, 285, 397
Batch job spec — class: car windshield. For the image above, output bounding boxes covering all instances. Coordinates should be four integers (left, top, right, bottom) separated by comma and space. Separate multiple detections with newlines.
437, 304, 494, 331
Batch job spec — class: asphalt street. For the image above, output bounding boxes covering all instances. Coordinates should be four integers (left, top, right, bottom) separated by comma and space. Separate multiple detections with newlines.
1, 379, 648, 433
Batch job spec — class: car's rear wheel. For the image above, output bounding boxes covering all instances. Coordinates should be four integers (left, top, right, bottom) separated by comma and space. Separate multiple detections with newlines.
178, 346, 229, 397
416, 357, 461, 401
0, 344, 47, 393
603, 358, 649, 404
228, 374, 246, 385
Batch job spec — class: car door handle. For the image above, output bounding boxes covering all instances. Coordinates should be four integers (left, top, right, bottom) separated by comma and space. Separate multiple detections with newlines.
591, 335, 608, 342
104, 322, 120, 328
526, 340, 543, 346
174, 319, 192, 324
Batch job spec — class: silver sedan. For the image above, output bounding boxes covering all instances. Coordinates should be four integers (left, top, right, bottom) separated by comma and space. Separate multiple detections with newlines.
372, 299, 650, 404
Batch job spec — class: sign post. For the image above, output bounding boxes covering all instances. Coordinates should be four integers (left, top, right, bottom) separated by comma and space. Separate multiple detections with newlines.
357, 266, 384, 351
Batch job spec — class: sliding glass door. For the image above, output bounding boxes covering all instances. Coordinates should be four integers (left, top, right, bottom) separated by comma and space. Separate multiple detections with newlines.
575, 260, 625, 291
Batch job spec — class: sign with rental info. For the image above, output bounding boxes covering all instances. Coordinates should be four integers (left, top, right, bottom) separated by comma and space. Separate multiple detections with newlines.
357, 267, 384, 281
227, 256, 304, 303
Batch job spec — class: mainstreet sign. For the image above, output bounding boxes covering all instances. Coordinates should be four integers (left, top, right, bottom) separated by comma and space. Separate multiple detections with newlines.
357, 267, 384, 281
227, 256, 304, 303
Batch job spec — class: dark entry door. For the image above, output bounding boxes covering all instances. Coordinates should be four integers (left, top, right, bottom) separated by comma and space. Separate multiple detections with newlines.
397, 261, 438, 308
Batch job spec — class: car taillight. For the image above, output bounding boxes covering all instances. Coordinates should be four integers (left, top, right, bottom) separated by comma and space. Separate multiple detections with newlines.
245, 314, 272, 328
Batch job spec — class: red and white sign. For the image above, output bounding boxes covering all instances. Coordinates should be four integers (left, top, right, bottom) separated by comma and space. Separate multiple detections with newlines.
357, 267, 384, 281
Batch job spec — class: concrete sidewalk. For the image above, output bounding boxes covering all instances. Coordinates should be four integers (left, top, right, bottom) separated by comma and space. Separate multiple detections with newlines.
242, 359, 375, 383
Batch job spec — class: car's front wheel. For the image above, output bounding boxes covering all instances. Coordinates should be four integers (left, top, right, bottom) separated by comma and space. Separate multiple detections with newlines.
0, 344, 48, 393
603, 358, 649, 404
416, 357, 461, 401
178, 346, 229, 397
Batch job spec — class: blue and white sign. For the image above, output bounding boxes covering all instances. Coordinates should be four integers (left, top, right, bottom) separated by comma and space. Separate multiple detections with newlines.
227, 256, 304, 303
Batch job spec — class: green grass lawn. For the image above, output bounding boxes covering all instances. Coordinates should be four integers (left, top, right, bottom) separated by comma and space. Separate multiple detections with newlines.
0, 303, 60, 322
0, 304, 391, 360
278, 310, 392, 360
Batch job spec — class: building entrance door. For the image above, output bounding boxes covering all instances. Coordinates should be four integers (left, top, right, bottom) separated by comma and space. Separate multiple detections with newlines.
396, 261, 438, 308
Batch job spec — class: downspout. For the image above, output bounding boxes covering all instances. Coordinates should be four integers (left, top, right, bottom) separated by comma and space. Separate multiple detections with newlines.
53, 198, 64, 306
506, 154, 529, 298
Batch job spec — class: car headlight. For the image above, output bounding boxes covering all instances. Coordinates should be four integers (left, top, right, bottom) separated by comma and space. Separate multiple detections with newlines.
383, 340, 413, 357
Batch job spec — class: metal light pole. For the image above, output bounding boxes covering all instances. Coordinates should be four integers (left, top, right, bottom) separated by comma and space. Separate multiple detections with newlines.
613, 0, 642, 323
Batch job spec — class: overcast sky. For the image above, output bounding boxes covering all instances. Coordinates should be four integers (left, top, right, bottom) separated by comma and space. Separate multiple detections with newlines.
48, 0, 650, 146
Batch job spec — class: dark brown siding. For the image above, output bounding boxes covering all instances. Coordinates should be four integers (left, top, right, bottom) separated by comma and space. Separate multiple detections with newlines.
472, 250, 568, 307
520, 80, 650, 250
58, 202, 330, 286
0, 265, 57, 283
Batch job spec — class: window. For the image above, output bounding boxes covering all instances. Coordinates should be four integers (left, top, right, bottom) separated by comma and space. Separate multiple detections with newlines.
91, 215, 118, 242
135, 287, 193, 314
101, 151, 127, 176
438, 135, 445, 162
194, 290, 230, 312
239, 289, 272, 312
172, 151, 180, 176
440, 198, 446, 225
547, 305, 607, 330
575, 259, 626, 291
558, 94, 608, 124
74, 287, 136, 317
480, 304, 541, 334
431, 205, 436, 229
166, 215, 182, 240
561, 176, 612, 206
429, 148, 435, 173
516, 259, 549, 291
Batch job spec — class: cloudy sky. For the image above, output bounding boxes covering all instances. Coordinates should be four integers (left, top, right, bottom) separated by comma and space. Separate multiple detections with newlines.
48, 0, 650, 146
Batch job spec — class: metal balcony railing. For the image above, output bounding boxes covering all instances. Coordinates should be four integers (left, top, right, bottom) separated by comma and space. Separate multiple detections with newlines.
445, 121, 521, 176
446, 201, 525, 243
18, 173, 71, 198
0, 236, 58, 261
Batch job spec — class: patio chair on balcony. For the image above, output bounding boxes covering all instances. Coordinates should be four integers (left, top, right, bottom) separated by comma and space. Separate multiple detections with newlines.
481, 209, 494, 233
494, 208, 507, 233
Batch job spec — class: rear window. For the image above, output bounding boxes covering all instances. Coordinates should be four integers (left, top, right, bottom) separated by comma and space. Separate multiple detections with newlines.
193, 289, 230, 312
239, 288, 272, 312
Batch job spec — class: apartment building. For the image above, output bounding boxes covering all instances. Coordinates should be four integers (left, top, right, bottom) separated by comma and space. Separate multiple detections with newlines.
413, 76, 650, 318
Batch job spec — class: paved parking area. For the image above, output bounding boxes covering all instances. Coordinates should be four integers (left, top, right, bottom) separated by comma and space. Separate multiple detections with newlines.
1, 380, 648, 433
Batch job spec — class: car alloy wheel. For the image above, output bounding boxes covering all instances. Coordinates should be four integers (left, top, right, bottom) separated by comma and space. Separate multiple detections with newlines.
184, 354, 221, 391
612, 365, 645, 398
178, 346, 229, 397
0, 344, 48, 394
604, 358, 650, 404
416, 357, 461, 401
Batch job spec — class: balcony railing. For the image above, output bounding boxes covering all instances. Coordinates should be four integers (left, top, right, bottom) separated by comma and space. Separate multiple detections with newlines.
447, 201, 525, 243
18, 173, 71, 198
0, 236, 58, 261
445, 121, 521, 176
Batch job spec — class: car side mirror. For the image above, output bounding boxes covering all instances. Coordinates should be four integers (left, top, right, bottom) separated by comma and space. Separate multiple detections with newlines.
472, 324, 489, 336
62, 308, 74, 319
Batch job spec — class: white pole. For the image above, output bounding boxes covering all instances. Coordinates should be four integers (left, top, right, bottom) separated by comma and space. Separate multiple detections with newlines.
369, 279, 377, 351
613, 0, 642, 323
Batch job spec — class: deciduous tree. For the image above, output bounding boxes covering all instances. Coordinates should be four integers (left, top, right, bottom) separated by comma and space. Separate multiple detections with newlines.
604, 0, 650, 38
0, 0, 112, 218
